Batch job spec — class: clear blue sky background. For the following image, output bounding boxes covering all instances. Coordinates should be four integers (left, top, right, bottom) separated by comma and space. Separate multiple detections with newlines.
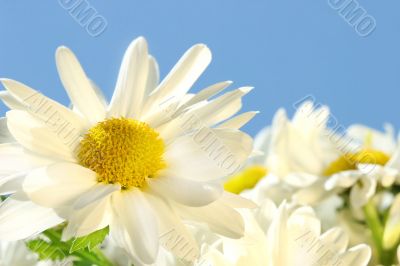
0, 1, 399, 136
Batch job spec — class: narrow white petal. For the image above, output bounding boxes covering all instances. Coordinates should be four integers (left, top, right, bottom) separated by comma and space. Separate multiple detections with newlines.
73, 183, 120, 210
55, 46, 106, 124
62, 196, 112, 240
183, 81, 232, 108
113, 190, 159, 264
178, 199, 245, 239
218, 111, 258, 130
0, 117, 14, 142
142, 44, 212, 116
0, 79, 87, 133
143, 55, 160, 99
0, 91, 25, 110
23, 163, 97, 208
0, 143, 53, 180
109, 37, 149, 118
338, 244, 371, 266
164, 130, 252, 181
0, 197, 64, 241
148, 176, 222, 207
6, 110, 76, 161
146, 195, 199, 262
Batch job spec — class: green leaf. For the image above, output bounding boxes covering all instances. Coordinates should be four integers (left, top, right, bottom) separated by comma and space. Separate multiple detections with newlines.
70, 226, 109, 253
26, 239, 67, 261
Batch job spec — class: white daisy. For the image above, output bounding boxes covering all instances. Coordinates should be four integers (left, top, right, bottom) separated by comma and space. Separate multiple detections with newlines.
325, 124, 400, 208
239, 101, 339, 205
0, 37, 255, 264
193, 200, 371, 266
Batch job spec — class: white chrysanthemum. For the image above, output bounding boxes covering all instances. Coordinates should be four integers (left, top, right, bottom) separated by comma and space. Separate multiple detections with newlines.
0, 37, 256, 264
194, 200, 371, 266
325, 124, 400, 208
245, 101, 339, 205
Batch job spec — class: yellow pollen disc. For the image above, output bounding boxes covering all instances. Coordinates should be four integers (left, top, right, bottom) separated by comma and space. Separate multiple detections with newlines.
78, 118, 166, 189
224, 165, 268, 194
323, 149, 390, 176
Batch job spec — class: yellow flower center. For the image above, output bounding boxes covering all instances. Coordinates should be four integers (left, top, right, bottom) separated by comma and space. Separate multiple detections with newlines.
224, 165, 268, 194
77, 118, 166, 189
323, 149, 390, 176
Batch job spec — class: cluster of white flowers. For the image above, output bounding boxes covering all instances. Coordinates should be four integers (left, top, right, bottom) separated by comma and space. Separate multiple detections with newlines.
0, 37, 397, 266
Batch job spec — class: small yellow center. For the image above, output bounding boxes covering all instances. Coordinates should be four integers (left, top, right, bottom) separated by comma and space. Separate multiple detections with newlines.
224, 165, 268, 194
77, 118, 166, 189
323, 149, 390, 176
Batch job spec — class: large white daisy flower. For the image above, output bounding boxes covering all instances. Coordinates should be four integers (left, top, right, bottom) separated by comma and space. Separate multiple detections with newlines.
0, 37, 255, 264
192, 200, 371, 266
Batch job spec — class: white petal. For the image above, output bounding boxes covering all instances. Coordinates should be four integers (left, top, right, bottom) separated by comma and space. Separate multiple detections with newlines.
339, 244, 371, 266
146, 195, 199, 262
142, 44, 212, 116
159, 87, 252, 140
177, 199, 245, 239
108, 37, 149, 118
55, 46, 106, 124
0, 197, 64, 241
143, 55, 160, 98
62, 196, 112, 240
23, 163, 97, 208
0, 91, 25, 110
113, 190, 159, 264
164, 130, 252, 181
350, 176, 376, 208
182, 81, 232, 108
6, 110, 77, 161
319, 227, 349, 253
0, 175, 24, 195
0, 143, 53, 180
325, 171, 361, 190
73, 183, 120, 210
218, 111, 258, 130
0, 79, 87, 135
148, 176, 222, 207
0, 117, 14, 142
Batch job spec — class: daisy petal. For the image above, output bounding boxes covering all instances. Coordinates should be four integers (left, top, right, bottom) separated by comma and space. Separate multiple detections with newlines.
339, 244, 371, 266
178, 199, 245, 239
0, 91, 25, 110
56, 46, 106, 124
109, 37, 149, 118
0, 143, 53, 180
62, 196, 112, 240
143, 44, 212, 116
6, 110, 76, 161
23, 163, 97, 208
218, 111, 258, 130
146, 195, 199, 262
0, 117, 14, 142
0, 197, 63, 241
148, 176, 222, 207
113, 190, 159, 264
73, 183, 120, 210
144, 55, 160, 98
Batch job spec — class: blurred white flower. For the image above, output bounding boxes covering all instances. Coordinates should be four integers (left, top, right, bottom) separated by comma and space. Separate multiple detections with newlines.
242, 101, 340, 206
0, 240, 54, 266
325, 124, 400, 209
195, 200, 371, 266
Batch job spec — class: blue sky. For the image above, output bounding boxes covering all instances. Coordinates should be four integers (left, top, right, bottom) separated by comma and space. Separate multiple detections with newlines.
0, 1, 399, 136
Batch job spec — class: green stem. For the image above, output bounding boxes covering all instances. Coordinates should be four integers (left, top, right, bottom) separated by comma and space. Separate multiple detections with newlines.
363, 200, 395, 265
